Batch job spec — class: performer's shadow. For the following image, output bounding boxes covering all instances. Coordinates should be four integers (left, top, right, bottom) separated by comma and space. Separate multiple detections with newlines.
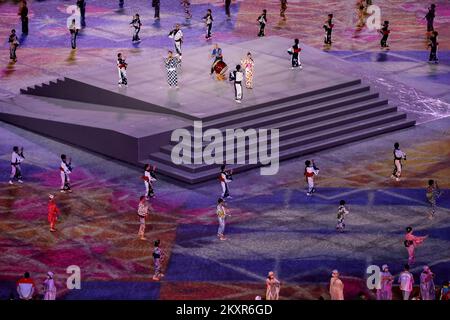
65, 49, 77, 65
152, 19, 161, 29
3, 61, 17, 77
376, 52, 388, 62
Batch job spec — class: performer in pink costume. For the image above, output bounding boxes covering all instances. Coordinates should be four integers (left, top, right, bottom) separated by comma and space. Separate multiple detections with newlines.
376, 264, 394, 300
329, 269, 344, 300
404, 226, 427, 265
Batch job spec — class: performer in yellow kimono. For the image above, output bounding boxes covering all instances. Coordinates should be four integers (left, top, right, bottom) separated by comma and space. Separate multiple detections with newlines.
240, 52, 254, 89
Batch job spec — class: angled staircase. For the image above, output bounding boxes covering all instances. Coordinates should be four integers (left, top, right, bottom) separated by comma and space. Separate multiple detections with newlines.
143, 80, 415, 184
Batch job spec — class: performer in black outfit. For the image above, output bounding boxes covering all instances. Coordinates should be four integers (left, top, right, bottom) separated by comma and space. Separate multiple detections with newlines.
130, 13, 142, 43
119, 0, 124, 8
8, 29, 19, 62
257, 9, 267, 37
77, 0, 86, 28
152, 0, 160, 20
225, 0, 231, 19
203, 9, 213, 40
323, 14, 334, 45
18, 1, 29, 35
425, 4, 436, 33
428, 31, 439, 64
380, 21, 390, 49
69, 19, 79, 49
287, 38, 302, 69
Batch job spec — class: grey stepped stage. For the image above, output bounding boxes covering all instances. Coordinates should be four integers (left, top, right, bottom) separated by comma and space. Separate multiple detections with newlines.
0, 36, 415, 184
145, 79, 415, 183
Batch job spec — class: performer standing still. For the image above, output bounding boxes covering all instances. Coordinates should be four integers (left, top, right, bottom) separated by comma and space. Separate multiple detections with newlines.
69, 19, 79, 49
169, 24, 183, 59
9, 29, 19, 62
398, 264, 414, 300
203, 9, 213, 40
240, 52, 255, 89
336, 200, 349, 232
9, 146, 24, 185
391, 142, 406, 182
280, 0, 287, 21
420, 266, 436, 300
164, 51, 181, 88
47, 194, 60, 232
376, 265, 394, 300
60, 154, 72, 193
18, 1, 29, 35
329, 270, 344, 300
152, 239, 165, 280
152, 0, 160, 20
210, 43, 223, 75
287, 39, 302, 69
117, 53, 128, 87
130, 13, 142, 43
257, 9, 267, 37
219, 165, 233, 198
43, 272, 57, 300
137, 196, 149, 240
229, 65, 244, 103
142, 164, 157, 198
224, 0, 231, 20
266, 271, 281, 300
216, 198, 228, 240
323, 14, 334, 45
425, 4, 436, 35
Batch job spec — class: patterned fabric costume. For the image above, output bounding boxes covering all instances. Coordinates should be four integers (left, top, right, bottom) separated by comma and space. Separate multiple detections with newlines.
48, 198, 60, 232
266, 276, 280, 300
165, 57, 181, 87
336, 204, 349, 232
240, 55, 255, 89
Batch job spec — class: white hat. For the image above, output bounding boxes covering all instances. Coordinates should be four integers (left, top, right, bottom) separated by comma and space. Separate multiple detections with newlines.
47, 271, 54, 278
332, 269, 339, 276
255, 296, 262, 300
382, 264, 389, 270
48, 194, 54, 199
423, 265, 430, 271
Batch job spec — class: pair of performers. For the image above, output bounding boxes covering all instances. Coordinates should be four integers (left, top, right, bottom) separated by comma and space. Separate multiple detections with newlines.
9, 146, 24, 185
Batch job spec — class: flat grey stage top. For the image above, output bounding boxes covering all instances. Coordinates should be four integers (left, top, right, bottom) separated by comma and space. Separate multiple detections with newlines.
0, 36, 358, 138
67, 36, 356, 119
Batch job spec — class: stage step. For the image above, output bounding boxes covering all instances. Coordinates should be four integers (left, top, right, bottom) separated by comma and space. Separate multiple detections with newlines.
143, 118, 415, 184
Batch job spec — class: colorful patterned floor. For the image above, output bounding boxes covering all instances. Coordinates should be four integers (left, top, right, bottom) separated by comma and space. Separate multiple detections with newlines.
0, 0, 449, 299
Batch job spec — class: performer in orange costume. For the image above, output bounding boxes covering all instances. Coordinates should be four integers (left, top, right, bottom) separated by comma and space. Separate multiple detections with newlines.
48, 194, 60, 232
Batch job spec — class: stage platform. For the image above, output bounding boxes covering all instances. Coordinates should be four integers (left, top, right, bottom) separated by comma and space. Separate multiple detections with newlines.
0, 37, 415, 183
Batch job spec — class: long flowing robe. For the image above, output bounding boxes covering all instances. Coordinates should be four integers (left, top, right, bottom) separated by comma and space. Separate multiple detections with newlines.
165, 57, 180, 87
377, 271, 393, 300
48, 200, 59, 225
330, 277, 344, 300
266, 277, 280, 300
43, 278, 57, 300
420, 271, 436, 300
240, 56, 254, 89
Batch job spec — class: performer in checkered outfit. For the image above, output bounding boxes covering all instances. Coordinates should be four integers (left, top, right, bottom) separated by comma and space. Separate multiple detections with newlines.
164, 51, 180, 87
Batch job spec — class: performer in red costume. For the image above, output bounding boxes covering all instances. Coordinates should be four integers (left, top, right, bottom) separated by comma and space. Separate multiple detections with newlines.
48, 194, 60, 232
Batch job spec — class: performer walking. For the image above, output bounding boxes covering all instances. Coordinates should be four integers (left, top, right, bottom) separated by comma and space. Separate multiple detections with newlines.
43, 272, 57, 300
169, 24, 183, 59
376, 264, 393, 300
398, 264, 414, 300
323, 14, 334, 45
304, 160, 319, 196
76, 0, 86, 28
164, 51, 181, 88
287, 39, 302, 69
266, 271, 281, 300
426, 179, 441, 219
329, 270, 344, 300
60, 154, 72, 193
203, 9, 213, 40
379, 21, 390, 49
428, 31, 439, 64
404, 226, 427, 265
425, 4, 436, 34
180, 0, 192, 20
216, 198, 228, 240
257, 9, 267, 37
336, 200, 349, 232
142, 164, 157, 198
48, 194, 60, 232
280, 0, 287, 21
152, 0, 160, 20
391, 142, 406, 182
117, 53, 128, 87
152, 239, 165, 281
420, 265, 436, 300
9, 146, 24, 185
130, 13, 142, 43
137, 196, 149, 240
225, 0, 231, 20
240, 52, 255, 89
229, 65, 244, 103
8, 29, 19, 62
18, 0, 29, 35
69, 19, 79, 49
